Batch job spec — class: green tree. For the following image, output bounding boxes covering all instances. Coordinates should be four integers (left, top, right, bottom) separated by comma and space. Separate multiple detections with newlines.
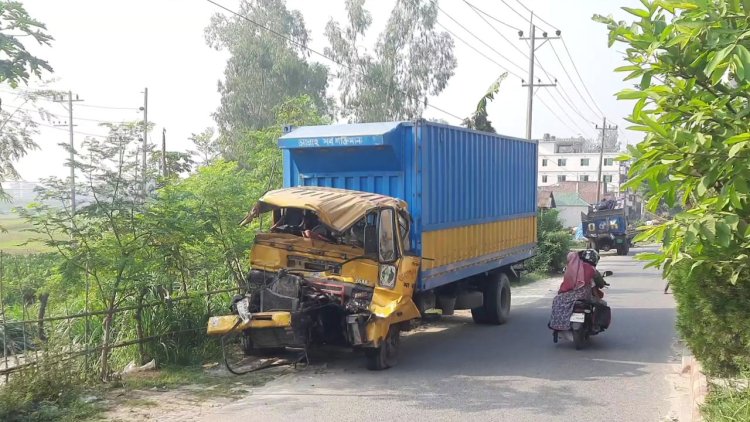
0, 0, 54, 198
324, 0, 457, 122
463, 73, 507, 133
0, 1, 53, 87
189, 127, 220, 167
205, 0, 330, 143
597, 0, 750, 375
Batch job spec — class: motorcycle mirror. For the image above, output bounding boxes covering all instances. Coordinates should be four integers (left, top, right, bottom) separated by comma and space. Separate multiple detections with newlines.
603, 270, 614, 277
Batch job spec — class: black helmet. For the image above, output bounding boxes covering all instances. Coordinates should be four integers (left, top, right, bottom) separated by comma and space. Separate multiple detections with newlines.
580, 249, 600, 266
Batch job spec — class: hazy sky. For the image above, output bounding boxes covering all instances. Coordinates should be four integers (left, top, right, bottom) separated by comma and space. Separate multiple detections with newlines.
11, 0, 641, 182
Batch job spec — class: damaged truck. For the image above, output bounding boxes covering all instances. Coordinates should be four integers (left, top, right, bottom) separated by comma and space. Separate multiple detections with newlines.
207, 120, 537, 370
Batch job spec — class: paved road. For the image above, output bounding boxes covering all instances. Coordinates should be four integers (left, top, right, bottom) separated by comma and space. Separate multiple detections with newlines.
204, 249, 678, 422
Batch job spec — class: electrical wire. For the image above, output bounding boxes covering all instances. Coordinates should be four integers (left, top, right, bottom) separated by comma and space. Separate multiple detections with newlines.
465, 0, 594, 128
463, 0, 528, 59
539, 89, 589, 134
512, 0, 560, 32
536, 94, 580, 135
550, 41, 603, 119
560, 37, 605, 117
463, 0, 523, 33
436, 4, 527, 76
205, 0, 465, 122
435, 21, 523, 79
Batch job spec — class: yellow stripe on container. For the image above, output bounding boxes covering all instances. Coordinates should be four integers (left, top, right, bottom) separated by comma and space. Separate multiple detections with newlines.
421, 216, 536, 271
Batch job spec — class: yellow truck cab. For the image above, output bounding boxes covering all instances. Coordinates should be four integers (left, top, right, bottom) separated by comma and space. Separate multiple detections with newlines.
207, 120, 537, 370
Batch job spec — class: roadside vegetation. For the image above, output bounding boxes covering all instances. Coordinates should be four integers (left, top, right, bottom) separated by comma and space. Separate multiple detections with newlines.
525, 209, 572, 275
598, 0, 750, 417
0, 0, 464, 420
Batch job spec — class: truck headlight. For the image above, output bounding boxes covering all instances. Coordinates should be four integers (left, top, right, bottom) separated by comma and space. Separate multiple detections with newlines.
379, 265, 397, 289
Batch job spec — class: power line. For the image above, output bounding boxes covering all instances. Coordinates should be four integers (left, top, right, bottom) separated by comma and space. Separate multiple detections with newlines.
512, 0, 560, 32
435, 21, 523, 79
436, 4, 527, 76
498, 0, 535, 27
463, 0, 523, 33
205, 0, 465, 122
463, 0, 528, 59
560, 37, 605, 117
553, 80, 597, 126
0, 89, 140, 111
539, 89, 589, 134
550, 41, 603, 119
36, 121, 109, 139
536, 95, 579, 135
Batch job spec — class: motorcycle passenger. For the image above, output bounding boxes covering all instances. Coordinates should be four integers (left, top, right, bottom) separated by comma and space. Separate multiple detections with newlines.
548, 249, 606, 331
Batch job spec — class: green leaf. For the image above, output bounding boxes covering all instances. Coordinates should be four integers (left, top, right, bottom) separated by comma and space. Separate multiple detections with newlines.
622, 6, 651, 18
735, 45, 750, 80
726, 133, 750, 145
700, 219, 716, 241
641, 72, 653, 89
618, 89, 647, 100
729, 142, 745, 158
615, 65, 641, 72
705, 45, 734, 78
716, 221, 731, 247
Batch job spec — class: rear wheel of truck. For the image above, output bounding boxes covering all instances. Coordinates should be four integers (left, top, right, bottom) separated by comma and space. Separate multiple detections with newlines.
365, 324, 400, 370
471, 272, 511, 325
616, 242, 630, 256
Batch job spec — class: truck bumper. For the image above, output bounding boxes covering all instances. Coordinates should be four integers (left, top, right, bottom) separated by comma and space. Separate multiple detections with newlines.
206, 312, 292, 335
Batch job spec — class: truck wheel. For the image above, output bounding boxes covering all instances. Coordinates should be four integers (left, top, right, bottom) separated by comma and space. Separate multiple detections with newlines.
472, 272, 511, 325
365, 325, 400, 370
616, 243, 630, 256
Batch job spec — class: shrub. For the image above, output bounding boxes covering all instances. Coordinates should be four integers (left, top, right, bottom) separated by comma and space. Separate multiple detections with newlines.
0, 353, 95, 422
526, 210, 572, 274
670, 263, 750, 377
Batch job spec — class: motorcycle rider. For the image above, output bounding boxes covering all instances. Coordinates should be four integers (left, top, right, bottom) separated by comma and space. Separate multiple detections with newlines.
548, 249, 607, 333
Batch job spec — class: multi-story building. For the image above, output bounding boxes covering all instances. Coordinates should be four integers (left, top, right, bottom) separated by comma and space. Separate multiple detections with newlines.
537, 134, 625, 196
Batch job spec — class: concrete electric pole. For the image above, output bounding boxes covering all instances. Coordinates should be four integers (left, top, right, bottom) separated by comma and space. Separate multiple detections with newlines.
140, 87, 148, 199
520, 13, 560, 140
52, 91, 84, 214
595, 117, 618, 203
161, 128, 167, 178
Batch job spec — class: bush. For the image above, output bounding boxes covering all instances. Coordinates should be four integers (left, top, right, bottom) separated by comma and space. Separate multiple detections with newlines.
0, 353, 96, 422
702, 381, 750, 421
670, 263, 750, 377
526, 210, 572, 274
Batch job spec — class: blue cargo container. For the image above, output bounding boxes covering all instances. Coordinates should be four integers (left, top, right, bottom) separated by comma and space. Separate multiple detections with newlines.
278, 120, 537, 291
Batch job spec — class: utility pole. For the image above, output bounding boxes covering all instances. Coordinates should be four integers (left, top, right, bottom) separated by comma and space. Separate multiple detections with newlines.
140, 88, 148, 199
595, 117, 618, 203
520, 13, 560, 140
52, 91, 84, 214
161, 128, 167, 178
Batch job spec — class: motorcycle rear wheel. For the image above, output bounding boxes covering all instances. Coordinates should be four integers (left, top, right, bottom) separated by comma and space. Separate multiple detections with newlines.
573, 329, 585, 350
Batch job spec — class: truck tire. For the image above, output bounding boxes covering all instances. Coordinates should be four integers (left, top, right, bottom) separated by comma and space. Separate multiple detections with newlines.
616, 243, 630, 256
471, 272, 511, 325
365, 325, 400, 370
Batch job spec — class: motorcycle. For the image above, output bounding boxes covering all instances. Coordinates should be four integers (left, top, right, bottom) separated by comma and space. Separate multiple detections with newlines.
552, 270, 613, 350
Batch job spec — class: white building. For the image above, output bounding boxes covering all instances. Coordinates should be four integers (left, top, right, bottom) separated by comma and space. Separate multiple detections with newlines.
537, 134, 625, 195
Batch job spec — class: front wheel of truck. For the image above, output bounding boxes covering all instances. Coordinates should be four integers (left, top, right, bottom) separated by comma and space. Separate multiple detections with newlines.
365, 325, 400, 370
471, 272, 511, 325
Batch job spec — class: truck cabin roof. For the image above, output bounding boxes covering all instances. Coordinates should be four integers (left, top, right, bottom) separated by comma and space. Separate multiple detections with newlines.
242, 187, 408, 233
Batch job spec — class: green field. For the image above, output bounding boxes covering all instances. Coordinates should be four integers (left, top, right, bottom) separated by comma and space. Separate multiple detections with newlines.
0, 215, 53, 255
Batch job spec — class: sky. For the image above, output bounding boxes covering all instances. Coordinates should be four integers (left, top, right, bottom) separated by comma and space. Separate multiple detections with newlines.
10, 0, 642, 182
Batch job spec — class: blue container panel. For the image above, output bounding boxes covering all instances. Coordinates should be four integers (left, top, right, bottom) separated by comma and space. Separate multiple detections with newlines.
300, 173, 404, 199
420, 123, 537, 231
